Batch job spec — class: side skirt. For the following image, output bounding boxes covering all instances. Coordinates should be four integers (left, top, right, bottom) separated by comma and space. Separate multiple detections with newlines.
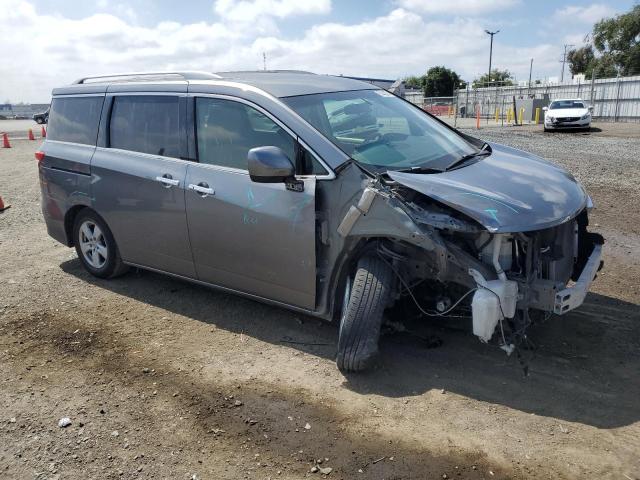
123, 261, 328, 320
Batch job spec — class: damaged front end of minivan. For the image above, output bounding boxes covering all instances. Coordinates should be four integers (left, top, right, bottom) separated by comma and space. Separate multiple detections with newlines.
328, 143, 603, 371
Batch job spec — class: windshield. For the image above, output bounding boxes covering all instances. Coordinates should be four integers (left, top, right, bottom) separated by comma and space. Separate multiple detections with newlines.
549, 100, 585, 109
283, 89, 478, 172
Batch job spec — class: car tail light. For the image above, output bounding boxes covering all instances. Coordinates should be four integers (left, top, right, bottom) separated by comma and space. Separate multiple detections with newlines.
35, 151, 45, 163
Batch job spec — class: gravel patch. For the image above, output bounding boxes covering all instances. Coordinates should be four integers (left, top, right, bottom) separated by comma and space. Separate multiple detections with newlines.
461, 127, 640, 192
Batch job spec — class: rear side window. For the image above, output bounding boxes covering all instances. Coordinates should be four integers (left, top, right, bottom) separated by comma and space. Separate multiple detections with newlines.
47, 96, 103, 145
109, 96, 180, 158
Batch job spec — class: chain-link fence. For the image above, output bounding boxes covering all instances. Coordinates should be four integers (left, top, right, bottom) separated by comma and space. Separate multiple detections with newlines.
452, 75, 640, 124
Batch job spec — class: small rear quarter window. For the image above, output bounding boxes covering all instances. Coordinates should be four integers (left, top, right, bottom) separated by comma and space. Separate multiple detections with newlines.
47, 96, 104, 145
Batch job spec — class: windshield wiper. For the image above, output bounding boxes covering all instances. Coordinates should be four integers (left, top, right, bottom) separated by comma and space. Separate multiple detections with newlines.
396, 165, 444, 174
445, 144, 491, 171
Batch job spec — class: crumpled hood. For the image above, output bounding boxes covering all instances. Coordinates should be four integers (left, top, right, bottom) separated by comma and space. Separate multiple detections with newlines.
388, 142, 588, 233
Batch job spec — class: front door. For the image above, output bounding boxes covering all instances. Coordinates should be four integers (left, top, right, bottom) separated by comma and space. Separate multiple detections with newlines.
185, 97, 317, 309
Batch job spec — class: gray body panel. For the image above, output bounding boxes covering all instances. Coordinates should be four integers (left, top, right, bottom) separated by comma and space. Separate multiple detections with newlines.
39, 141, 95, 245
214, 71, 377, 97
388, 143, 588, 233
185, 164, 317, 309
91, 147, 195, 277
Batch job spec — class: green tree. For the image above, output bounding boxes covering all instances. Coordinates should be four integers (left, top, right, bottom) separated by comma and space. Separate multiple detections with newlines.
568, 5, 640, 78
403, 75, 424, 89
593, 5, 640, 76
423, 66, 462, 96
472, 69, 514, 88
567, 45, 596, 75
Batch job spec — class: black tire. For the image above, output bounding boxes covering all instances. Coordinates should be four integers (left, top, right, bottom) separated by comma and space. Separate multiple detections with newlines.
73, 209, 128, 279
35, 117, 43, 124
336, 255, 394, 372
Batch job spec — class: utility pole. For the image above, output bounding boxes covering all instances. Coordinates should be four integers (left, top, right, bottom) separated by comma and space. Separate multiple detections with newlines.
528, 58, 533, 94
485, 30, 500, 86
263, 52, 267, 71
560, 44, 574, 83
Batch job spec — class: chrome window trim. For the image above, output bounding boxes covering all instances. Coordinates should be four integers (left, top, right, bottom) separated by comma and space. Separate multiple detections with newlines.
94, 146, 189, 165
107, 91, 187, 97
44, 139, 99, 148
191, 93, 335, 180
51, 93, 106, 98
188, 161, 249, 176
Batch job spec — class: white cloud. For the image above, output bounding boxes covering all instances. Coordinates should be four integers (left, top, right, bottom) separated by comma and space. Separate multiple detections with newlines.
214, 0, 331, 22
553, 4, 616, 24
396, 0, 519, 15
0, 1, 561, 102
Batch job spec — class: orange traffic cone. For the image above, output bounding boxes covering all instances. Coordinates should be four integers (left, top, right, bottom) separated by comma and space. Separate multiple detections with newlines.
28, 128, 36, 141
0, 195, 10, 212
2, 133, 10, 148
41, 126, 46, 138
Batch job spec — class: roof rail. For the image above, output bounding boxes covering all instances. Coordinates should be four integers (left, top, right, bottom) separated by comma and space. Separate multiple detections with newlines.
72, 71, 222, 84
217, 70, 316, 75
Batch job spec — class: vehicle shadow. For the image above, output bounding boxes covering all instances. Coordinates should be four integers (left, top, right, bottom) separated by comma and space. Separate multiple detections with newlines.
60, 259, 640, 429
542, 126, 602, 134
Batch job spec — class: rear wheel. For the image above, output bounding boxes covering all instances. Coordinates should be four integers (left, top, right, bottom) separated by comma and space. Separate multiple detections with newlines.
35, 117, 43, 124
336, 255, 394, 372
73, 210, 128, 279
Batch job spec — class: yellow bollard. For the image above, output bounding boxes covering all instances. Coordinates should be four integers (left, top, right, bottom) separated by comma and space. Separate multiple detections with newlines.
518, 107, 524, 125
495, 108, 499, 123
448, 105, 453, 117
507, 108, 512, 123
534, 107, 540, 124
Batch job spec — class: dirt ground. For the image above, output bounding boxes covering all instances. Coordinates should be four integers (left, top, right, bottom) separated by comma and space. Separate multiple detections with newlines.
1, 125, 639, 479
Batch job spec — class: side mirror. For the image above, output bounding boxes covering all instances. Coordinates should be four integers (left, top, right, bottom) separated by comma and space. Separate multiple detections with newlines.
542, 106, 548, 111
248, 146, 295, 183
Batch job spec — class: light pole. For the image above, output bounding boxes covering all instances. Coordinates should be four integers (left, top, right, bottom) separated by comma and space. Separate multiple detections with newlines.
485, 30, 500, 86
560, 44, 574, 83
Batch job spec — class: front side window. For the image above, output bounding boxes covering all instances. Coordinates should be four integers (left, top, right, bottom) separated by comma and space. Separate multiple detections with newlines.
195, 97, 296, 170
284, 89, 478, 172
47, 96, 103, 145
109, 95, 180, 158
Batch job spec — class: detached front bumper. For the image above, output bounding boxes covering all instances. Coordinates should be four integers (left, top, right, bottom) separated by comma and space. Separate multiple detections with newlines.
554, 243, 603, 315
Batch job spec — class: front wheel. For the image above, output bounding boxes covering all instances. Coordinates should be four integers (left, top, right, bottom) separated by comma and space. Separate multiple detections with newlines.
336, 255, 394, 372
73, 210, 128, 279
35, 118, 43, 124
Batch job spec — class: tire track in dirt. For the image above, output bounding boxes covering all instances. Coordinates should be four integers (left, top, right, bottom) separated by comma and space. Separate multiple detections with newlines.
1, 308, 513, 479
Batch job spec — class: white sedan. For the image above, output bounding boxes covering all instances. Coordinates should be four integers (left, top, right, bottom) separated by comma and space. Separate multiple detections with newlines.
543, 99, 592, 132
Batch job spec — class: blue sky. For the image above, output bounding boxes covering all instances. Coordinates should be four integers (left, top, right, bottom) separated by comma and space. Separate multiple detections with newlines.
1, 0, 635, 102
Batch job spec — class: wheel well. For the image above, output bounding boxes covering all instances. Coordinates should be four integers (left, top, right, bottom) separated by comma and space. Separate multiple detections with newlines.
329, 238, 393, 321
64, 205, 90, 247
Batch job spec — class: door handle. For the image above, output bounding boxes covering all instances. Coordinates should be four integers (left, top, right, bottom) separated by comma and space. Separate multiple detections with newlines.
155, 175, 180, 187
188, 182, 215, 196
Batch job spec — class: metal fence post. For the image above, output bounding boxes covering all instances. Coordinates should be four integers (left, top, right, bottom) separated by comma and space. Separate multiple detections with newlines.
454, 89, 458, 127
614, 74, 621, 122
589, 71, 596, 115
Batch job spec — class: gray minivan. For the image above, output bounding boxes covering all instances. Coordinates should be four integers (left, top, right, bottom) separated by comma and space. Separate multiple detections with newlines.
38, 71, 603, 372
